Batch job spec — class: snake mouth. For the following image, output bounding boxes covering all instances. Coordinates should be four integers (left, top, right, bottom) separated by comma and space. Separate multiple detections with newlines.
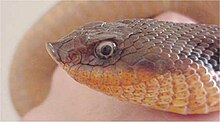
46, 42, 63, 65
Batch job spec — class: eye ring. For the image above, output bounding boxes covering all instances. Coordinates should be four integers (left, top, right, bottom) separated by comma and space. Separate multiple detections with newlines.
95, 41, 116, 59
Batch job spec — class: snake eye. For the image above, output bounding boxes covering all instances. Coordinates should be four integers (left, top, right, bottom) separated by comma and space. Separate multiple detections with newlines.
95, 41, 116, 59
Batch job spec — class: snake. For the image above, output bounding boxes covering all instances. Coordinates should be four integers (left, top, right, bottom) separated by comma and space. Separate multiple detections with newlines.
9, 1, 220, 116
46, 18, 220, 115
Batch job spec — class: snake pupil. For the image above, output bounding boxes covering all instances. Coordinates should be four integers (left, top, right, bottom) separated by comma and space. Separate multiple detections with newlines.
101, 45, 112, 56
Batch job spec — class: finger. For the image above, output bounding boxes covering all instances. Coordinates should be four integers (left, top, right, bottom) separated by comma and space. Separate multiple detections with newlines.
155, 11, 196, 23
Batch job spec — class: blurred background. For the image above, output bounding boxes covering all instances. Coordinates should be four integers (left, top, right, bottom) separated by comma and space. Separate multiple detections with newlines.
1, 1, 58, 120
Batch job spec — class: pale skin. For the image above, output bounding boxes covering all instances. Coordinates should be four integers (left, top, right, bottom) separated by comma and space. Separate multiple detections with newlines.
23, 12, 220, 121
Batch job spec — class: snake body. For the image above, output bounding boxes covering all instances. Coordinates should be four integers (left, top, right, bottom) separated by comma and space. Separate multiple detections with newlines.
9, 1, 220, 116
47, 19, 220, 115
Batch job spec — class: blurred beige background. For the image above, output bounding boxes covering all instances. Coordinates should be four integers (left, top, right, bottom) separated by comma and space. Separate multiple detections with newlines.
1, 1, 57, 120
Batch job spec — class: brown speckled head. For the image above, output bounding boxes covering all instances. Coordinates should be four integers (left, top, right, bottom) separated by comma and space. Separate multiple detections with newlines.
46, 19, 220, 115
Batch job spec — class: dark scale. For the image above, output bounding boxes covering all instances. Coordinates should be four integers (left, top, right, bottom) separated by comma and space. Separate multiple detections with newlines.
210, 48, 220, 71
188, 44, 219, 71
192, 40, 219, 71
173, 23, 220, 71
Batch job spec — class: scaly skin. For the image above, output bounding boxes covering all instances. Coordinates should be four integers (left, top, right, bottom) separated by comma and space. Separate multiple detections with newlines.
46, 19, 220, 115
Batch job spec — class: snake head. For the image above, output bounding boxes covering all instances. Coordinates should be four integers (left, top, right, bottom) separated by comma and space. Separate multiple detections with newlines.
46, 19, 167, 86
46, 21, 134, 67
